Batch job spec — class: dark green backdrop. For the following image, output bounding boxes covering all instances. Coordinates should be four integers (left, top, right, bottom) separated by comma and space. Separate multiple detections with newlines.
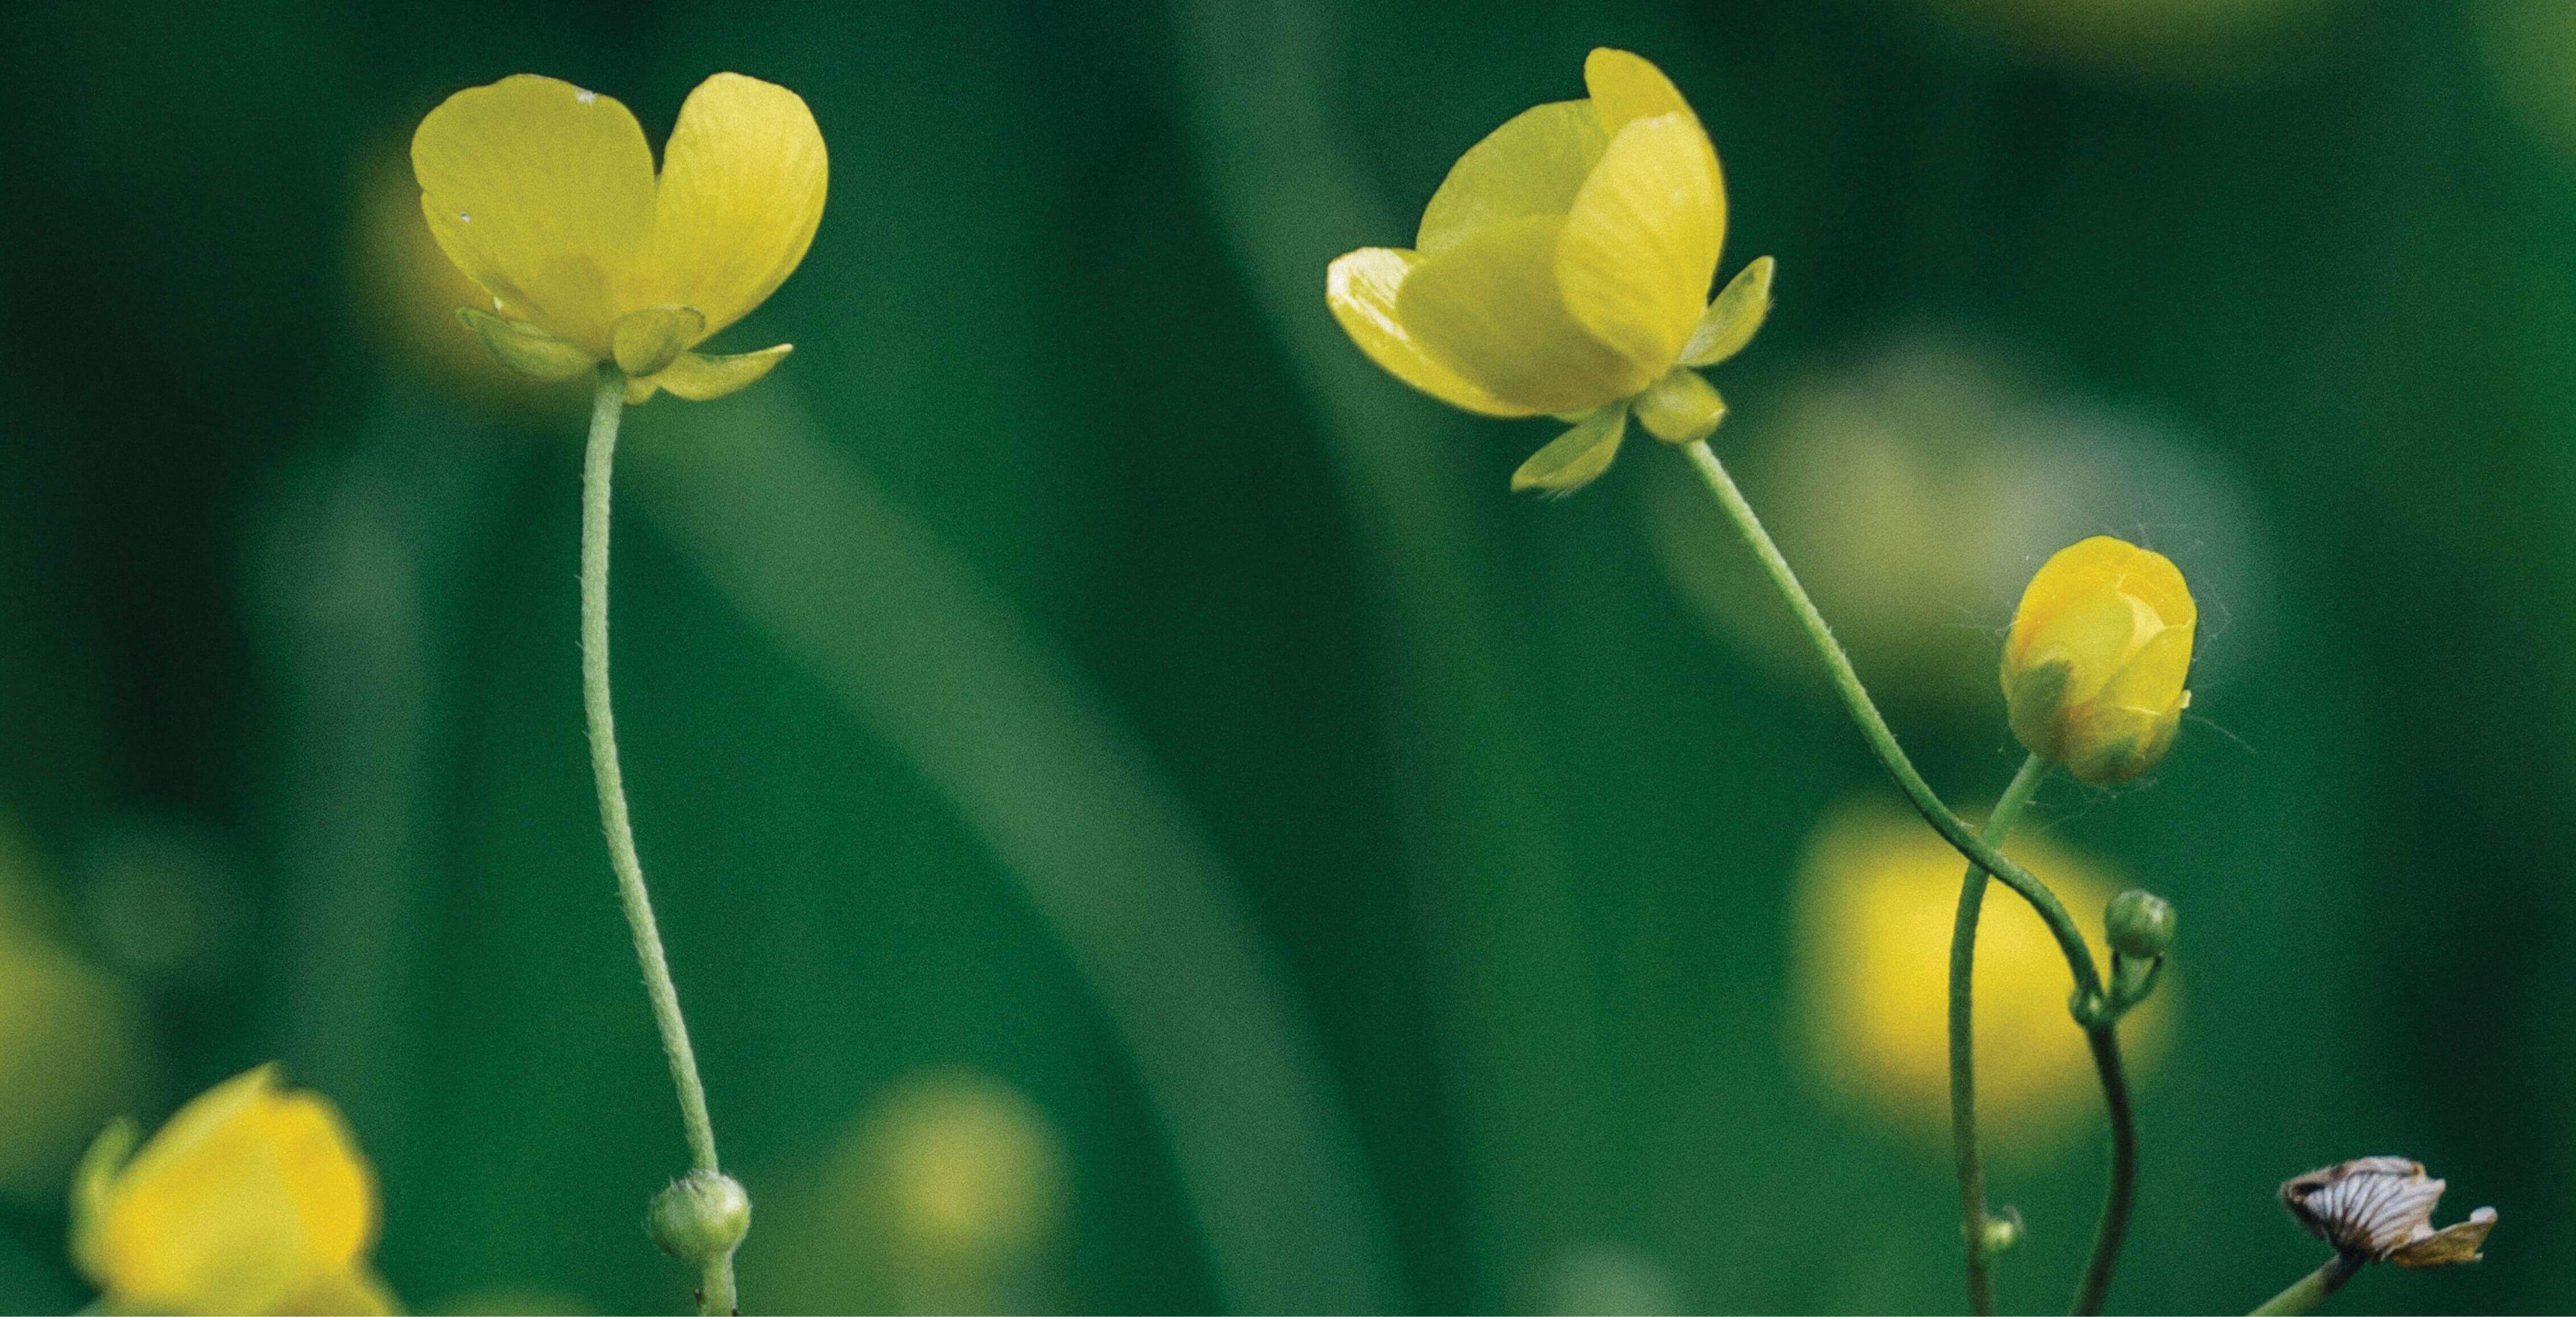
0, 0, 2566, 1311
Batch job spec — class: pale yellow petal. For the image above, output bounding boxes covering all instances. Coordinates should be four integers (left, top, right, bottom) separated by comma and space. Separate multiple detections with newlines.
265, 1093, 377, 1271
413, 75, 657, 353
1511, 404, 1627, 495
650, 344, 794, 401
611, 305, 707, 378
1415, 101, 1608, 256
1555, 113, 1723, 376
1397, 215, 1656, 414
1585, 48, 1691, 133
1325, 248, 1532, 416
1583, 50, 1726, 264
1682, 256, 1774, 367
644, 73, 828, 339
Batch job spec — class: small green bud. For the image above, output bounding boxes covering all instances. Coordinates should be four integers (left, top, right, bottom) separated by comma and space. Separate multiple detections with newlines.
648, 1170, 750, 1265
2105, 889, 2177, 960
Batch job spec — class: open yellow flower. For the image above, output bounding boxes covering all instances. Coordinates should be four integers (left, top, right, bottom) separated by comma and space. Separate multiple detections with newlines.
72, 1065, 392, 1315
2002, 536, 2196, 785
412, 72, 827, 404
1326, 48, 1774, 494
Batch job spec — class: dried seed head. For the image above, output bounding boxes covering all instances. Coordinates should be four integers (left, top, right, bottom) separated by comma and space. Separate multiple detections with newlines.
2280, 1156, 2495, 1267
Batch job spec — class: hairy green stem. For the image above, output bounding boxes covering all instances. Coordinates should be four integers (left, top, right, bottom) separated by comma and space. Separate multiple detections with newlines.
1676, 439, 2146, 1311
1951, 751, 2049, 1315
582, 366, 737, 1315
2073, 1025, 2138, 1315
2249, 1253, 2363, 1316
1675, 440, 2102, 999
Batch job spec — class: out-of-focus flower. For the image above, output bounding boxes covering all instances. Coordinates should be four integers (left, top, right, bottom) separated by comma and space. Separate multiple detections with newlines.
0, 826, 154, 1207
72, 1065, 393, 1315
744, 1069, 1070, 1314
1791, 798, 2168, 1144
1642, 335, 2267, 723
412, 72, 826, 403
2475, 0, 2576, 168
1326, 48, 1773, 494
2003, 536, 2195, 785
2282, 1157, 2496, 1267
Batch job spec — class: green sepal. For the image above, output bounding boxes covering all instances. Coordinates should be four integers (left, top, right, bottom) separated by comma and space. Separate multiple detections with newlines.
68, 1117, 139, 1278
1511, 404, 1627, 496
458, 307, 596, 381
611, 305, 707, 379
652, 344, 794, 401
1633, 368, 1726, 444
1681, 255, 1774, 367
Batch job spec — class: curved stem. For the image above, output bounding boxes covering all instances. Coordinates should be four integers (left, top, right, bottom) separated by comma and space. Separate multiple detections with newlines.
1951, 752, 2049, 1315
581, 366, 737, 1315
2250, 1253, 2363, 1316
2072, 1025, 2138, 1315
1675, 440, 2103, 1002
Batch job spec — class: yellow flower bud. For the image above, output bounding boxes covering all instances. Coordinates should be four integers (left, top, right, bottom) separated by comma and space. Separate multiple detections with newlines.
2001, 536, 2196, 785
1324, 49, 1775, 493
411, 72, 827, 402
71, 1065, 393, 1315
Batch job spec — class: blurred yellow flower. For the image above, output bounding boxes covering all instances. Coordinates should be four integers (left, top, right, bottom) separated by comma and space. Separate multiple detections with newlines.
2003, 536, 2196, 785
1792, 799, 2168, 1144
1326, 48, 1774, 494
412, 72, 827, 404
73, 1065, 393, 1316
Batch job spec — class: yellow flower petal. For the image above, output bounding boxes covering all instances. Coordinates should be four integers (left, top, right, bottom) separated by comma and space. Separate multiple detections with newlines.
644, 73, 829, 340
1324, 248, 1532, 416
1682, 256, 1774, 367
1555, 113, 1723, 376
611, 305, 707, 378
1584, 48, 1725, 259
80, 1066, 383, 1316
1396, 215, 1656, 414
1511, 404, 1628, 494
1414, 101, 1608, 256
651, 344, 795, 401
458, 307, 597, 381
1584, 48, 1692, 133
413, 75, 657, 354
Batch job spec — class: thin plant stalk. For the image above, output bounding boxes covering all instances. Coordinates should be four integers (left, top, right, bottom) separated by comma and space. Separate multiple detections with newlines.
1950, 750, 2049, 1315
2075, 1024, 2139, 1315
1675, 438, 2142, 1308
581, 366, 737, 1315
1673, 441, 2102, 998
2249, 1253, 2364, 1316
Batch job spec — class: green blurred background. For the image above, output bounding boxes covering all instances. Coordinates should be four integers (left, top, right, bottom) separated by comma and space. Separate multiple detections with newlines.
0, 0, 2568, 1311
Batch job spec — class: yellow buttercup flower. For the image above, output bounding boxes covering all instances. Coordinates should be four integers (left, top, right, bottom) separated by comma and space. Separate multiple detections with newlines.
412, 72, 827, 404
2002, 536, 2196, 785
72, 1065, 393, 1315
1791, 798, 2169, 1144
1326, 48, 1775, 494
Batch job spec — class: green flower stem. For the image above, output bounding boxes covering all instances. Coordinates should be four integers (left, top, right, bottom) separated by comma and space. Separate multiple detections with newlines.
1675, 438, 2146, 1311
1674, 440, 2103, 999
581, 366, 737, 1316
2249, 1253, 2364, 1316
1951, 750, 2049, 1316
2074, 1024, 2138, 1315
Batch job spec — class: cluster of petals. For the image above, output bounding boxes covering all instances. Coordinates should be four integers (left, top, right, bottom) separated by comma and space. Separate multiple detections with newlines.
412, 72, 827, 403
1326, 49, 1774, 493
2001, 536, 2197, 785
73, 1066, 391, 1315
